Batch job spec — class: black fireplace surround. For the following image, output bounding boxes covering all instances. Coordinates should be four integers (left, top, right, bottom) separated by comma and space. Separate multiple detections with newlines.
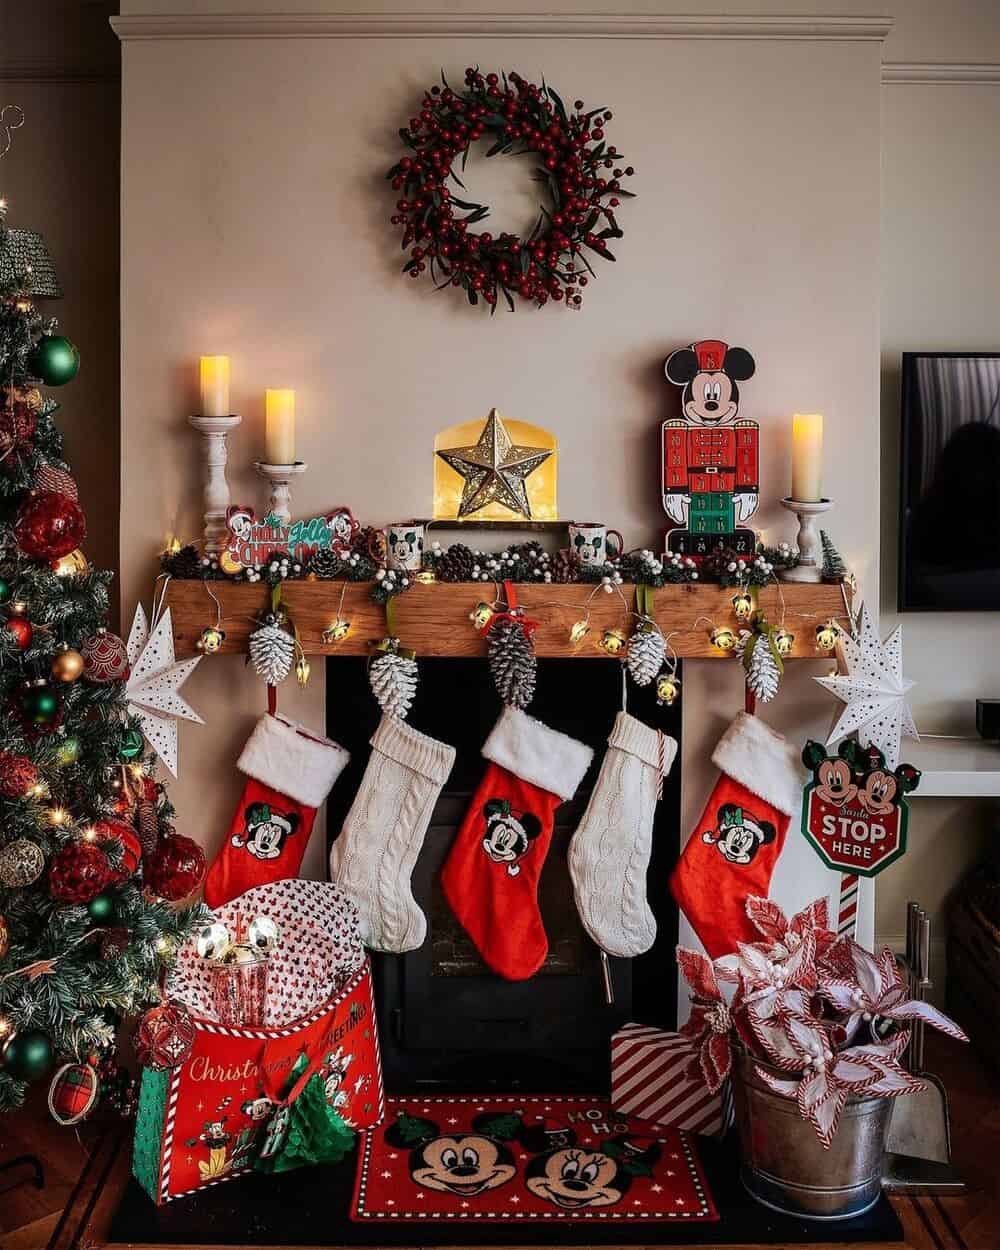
324, 657, 682, 1093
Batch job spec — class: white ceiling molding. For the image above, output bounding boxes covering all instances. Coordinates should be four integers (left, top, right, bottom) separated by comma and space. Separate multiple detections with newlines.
111, 12, 893, 43
882, 62, 1000, 84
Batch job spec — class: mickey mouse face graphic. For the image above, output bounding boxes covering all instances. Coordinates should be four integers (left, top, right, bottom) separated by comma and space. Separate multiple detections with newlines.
664, 340, 756, 428
814, 758, 858, 808
232, 801, 300, 861
386, 1114, 517, 1198
857, 769, 898, 816
525, 1148, 628, 1210
701, 802, 776, 866
481, 799, 542, 876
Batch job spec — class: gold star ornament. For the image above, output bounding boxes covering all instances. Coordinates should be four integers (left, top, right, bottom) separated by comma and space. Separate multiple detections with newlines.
436, 408, 553, 519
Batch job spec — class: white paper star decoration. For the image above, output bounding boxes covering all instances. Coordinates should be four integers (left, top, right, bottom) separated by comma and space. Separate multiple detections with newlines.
125, 604, 204, 776
814, 601, 918, 770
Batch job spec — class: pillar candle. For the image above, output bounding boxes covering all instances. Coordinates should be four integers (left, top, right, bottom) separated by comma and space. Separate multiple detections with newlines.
199, 356, 230, 417
265, 389, 296, 464
791, 412, 824, 503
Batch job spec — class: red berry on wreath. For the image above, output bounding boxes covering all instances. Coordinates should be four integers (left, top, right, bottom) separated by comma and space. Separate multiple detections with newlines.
49, 841, 112, 904
134, 999, 195, 1070
14, 491, 87, 561
0, 750, 39, 798
145, 833, 206, 901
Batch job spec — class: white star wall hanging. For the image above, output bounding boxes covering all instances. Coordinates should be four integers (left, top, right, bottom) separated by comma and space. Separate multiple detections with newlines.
125, 603, 204, 776
814, 601, 918, 770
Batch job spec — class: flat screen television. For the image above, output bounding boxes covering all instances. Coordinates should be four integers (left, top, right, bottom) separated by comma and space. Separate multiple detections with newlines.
899, 352, 1000, 611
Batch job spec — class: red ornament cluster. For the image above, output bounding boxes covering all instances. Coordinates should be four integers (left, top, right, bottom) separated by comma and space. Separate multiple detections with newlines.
145, 833, 206, 902
48, 841, 112, 904
0, 750, 39, 799
387, 69, 635, 311
134, 999, 196, 1071
14, 490, 87, 561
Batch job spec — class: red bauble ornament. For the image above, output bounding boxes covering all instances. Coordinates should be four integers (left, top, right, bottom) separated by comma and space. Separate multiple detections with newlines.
34, 464, 79, 500
0, 750, 39, 798
81, 628, 130, 683
14, 491, 87, 561
93, 819, 142, 883
145, 834, 206, 902
48, 841, 112, 904
4, 614, 33, 651
134, 999, 196, 1070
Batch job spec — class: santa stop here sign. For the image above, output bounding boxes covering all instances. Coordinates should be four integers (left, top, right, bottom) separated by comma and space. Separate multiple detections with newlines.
799, 741, 919, 879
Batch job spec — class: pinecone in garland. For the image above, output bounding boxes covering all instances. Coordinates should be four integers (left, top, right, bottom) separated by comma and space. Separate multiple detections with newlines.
160, 543, 204, 580
308, 547, 343, 579
369, 639, 418, 718
434, 543, 477, 582
626, 625, 666, 687
737, 627, 782, 703
136, 798, 160, 861
549, 549, 577, 584
249, 613, 295, 684
351, 525, 381, 561
487, 617, 536, 709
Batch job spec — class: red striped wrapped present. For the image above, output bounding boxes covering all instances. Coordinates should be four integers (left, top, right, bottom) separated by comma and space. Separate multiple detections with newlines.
610, 1022, 733, 1138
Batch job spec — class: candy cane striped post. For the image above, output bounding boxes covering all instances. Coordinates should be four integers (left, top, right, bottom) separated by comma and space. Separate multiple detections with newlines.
838, 873, 860, 937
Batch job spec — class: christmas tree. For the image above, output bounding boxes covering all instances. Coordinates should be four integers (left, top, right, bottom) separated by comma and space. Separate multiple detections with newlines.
0, 195, 204, 1115
820, 530, 848, 582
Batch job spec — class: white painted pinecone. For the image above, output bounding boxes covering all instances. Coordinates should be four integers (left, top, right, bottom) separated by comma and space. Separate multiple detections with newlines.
369, 651, 419, 719
249, 619, 295, 684
626, 627, 666, 686
740, 632, 780, 703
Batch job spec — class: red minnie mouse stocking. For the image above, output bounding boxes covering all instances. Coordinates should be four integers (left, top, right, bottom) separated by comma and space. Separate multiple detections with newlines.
669, 712, 801, 959
204, 714, 350, 909
441, 708, 593, 981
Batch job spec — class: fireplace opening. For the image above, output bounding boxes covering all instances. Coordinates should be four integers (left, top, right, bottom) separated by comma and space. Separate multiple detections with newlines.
326, 657, 681, 1093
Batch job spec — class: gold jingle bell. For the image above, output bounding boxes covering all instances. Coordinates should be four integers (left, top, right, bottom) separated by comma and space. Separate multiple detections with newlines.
51, 646, 85, 682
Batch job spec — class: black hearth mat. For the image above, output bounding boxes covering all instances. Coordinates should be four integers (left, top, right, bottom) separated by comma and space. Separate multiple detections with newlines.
107, 1138, 904, 1246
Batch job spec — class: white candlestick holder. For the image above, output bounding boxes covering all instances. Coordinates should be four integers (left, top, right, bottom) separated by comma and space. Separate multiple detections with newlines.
778, 497, 833, 582
254, 461, 307, 525
188, 414, 242, 556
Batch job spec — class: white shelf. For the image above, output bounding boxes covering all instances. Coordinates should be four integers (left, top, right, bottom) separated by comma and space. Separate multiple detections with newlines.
905, 737, 1000, 798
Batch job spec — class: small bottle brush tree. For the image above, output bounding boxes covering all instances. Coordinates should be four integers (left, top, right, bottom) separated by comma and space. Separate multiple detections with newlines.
0, 198, 202, 1114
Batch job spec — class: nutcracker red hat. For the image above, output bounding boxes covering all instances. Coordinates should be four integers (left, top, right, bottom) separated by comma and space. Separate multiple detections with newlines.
693, 340, 728, 372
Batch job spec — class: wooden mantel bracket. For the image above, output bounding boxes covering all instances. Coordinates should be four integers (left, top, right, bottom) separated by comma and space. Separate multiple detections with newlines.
163, 580, 850, 661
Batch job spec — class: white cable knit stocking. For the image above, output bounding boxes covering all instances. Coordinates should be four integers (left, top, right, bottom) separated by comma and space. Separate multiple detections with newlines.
329, 715, 456, 953
568, 712, 677, 957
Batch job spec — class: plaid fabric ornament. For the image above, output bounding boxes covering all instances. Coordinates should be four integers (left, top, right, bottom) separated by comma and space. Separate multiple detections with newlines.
48, 1062, 99, 1125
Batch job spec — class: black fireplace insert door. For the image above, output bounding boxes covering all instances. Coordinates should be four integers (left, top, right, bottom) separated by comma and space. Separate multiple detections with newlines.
325, 656, 681, 1092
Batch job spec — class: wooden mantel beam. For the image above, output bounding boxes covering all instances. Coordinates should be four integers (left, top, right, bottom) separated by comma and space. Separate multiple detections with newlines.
163, 580, 850, 661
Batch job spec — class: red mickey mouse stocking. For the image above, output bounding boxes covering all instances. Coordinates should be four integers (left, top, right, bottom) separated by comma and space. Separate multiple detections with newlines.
204, 714, 350, 909
669, 712, 801, 959
441, 708, 593, 981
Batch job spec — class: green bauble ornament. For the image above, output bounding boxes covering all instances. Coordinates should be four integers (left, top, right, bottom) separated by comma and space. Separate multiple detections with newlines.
0, 577, 11, 605
119, 728, 144, 761
56, 735, 81, 765
18, 683, 60, 726
2, 1029, 54, 1082
87, 891, 116, 924
28, 335, 80, 387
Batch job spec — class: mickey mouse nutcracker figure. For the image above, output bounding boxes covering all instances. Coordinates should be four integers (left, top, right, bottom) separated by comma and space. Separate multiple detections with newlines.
661, 340, 759, 559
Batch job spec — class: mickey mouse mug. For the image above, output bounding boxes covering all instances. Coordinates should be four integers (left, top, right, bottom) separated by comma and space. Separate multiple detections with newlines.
384, 522, 426, 571
568, 522, 624, 566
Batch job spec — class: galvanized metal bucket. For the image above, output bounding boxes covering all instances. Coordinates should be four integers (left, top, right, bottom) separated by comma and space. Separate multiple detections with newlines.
732, 1047, 892, 1220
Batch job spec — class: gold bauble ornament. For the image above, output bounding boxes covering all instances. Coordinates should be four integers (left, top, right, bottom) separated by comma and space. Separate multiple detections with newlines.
0, 838, 45, 887
51, 646, 85, 682
52, 549, 88, 577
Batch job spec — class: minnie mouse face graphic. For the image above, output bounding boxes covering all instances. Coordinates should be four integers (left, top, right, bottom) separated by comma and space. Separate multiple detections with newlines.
701, 802, 775, 866
524, 1133, 660, 1211
664, 340, 756, 427
231, 801, 299, 861
481, 799, 541, 876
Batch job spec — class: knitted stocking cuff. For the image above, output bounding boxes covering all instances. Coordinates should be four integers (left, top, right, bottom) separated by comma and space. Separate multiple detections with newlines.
369, 714, 456, 782
607, 711, 678, 775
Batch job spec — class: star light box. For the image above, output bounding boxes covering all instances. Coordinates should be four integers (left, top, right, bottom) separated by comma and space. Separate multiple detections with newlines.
433, 408, 558, 522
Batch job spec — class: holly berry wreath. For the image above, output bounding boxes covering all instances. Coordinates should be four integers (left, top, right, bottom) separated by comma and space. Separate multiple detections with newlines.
387, 68, 635, 311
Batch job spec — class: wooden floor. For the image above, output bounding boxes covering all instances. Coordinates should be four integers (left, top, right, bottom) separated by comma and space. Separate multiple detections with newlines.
1, 1035, 997, 1250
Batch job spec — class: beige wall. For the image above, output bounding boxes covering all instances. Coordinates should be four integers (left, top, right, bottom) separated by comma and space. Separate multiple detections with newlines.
877, 73, 1000, 975
0, 1, 120, 601
116, 9, 883, 942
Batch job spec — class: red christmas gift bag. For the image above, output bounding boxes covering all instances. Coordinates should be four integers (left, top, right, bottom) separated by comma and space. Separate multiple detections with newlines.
133, 882, 384, 1204
610, 1023, 733, 1139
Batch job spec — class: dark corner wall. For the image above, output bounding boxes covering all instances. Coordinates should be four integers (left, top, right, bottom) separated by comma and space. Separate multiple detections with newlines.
0, 0, 121, 624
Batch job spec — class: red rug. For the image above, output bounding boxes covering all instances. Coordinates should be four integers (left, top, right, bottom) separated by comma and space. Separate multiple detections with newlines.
351, 1094, 718, 1224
